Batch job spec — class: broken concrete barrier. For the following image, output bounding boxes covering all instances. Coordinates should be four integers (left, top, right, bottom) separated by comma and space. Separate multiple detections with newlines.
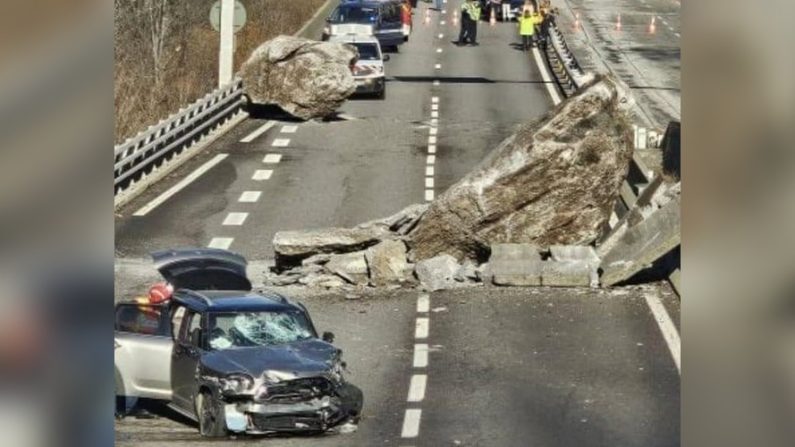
600, 196, 681, 286
273, 226, 390, 270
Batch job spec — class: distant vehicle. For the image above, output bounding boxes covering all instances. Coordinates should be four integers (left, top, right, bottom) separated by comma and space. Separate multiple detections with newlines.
330, 32, 389, 99
322, 0, 405, 51
114, 249, 363, 437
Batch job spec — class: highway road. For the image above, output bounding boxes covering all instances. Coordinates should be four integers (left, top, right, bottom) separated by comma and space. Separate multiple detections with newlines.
115, 1, 680, 445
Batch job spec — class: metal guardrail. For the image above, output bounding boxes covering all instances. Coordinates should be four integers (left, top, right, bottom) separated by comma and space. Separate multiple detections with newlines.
543, 22, 590, 97
113, 79, 245, 195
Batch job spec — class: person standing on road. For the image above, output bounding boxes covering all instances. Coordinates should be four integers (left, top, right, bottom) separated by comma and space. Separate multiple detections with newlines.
434, 0, 444, 11
486, 0, 501, 22
501, 0, 513, 21
457, 0, 482, 45
518, 7, 543, 51
538, 3, 557, 48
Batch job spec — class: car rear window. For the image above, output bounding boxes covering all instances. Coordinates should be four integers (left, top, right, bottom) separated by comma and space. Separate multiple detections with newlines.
115, 303, 170, 337
331, 6, 379, 23
355, 43, 380, 60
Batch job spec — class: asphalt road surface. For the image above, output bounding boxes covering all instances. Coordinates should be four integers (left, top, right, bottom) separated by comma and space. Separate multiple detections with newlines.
115, 1, 680, 445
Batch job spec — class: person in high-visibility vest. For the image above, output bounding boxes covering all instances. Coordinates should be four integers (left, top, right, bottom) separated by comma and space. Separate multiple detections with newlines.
457, 0, 482, 45
518, 7, 543, 51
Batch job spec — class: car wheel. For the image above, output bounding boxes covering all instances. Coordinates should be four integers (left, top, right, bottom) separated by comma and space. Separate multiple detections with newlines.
378, 87, 386, 100
196, 391, 227, 438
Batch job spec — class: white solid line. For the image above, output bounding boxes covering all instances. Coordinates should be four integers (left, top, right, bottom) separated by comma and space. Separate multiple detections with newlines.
425, 177, 435, 188
133, 154, 228, 216
428, 145, 437, 154
240, 121, 274, 143
531, 47, 562, 105
429, 127, 438, 135
427, 155, 436, 165
417, 294, 430, 312
272, 138, 290, 147
425, 189, 434, 201
644, 293, 681, 374
416, 318, 429, 338
414, 343, 429, 367
431, 96, 439, 103
426, 166, 435, 176
223, 212, 248, 226
263, 153, 282, 164
407, 375, 427, 402
280, 125, 298, 133
208, 237, 234, 250
401, 409, 422, 438
252, 169, 273, 180
238, 191, 262, 203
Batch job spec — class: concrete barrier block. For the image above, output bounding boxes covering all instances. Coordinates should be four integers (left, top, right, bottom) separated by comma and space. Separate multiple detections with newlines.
490, 260, 543, 286
541, 261, 593, 287
549, 245, 600, 264
489, 243, 542, 261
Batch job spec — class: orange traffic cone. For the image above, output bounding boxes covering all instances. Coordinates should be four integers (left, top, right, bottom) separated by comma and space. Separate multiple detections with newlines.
616, 13, 622, 31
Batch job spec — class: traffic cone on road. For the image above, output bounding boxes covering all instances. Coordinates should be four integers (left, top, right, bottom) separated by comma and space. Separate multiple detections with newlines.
616, 13, 622, 31
574, 12, 581, 30
424, 9, 431, 25
490, 8, 496, 26
648, 16, 656, 34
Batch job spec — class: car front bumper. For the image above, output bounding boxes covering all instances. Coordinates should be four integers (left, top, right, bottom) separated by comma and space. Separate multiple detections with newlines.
354, 76, 385, 94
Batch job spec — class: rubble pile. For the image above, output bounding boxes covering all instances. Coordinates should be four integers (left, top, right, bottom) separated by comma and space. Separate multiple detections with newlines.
260, 76, 679, 291
239, 35, 357, 120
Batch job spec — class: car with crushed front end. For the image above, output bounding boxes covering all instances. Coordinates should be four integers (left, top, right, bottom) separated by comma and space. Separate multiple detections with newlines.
114, 248, 363, 437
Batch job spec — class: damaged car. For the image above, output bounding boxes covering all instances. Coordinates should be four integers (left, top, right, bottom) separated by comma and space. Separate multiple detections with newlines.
114, 248, 363, 437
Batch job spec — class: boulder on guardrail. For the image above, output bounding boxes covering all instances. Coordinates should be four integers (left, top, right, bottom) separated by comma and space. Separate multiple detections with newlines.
407, 75, 635, 262
239, 35, 357, 120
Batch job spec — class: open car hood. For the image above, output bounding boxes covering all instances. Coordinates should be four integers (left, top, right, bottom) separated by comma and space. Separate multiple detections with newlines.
151, 248, 252, 291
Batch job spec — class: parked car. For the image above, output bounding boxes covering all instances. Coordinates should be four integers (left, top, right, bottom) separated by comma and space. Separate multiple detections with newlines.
114, 248, 363, 437
322, 0, 405, 51
330, 32, 389, 98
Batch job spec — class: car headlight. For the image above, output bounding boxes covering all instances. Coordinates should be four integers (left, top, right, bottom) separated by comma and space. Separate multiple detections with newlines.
329, 360, 346, 383
219, 373, 253, 395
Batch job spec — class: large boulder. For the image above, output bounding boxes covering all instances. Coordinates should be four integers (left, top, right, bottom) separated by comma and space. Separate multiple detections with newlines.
407, 75, 634, 261
415, 254, 461, 291
365, 240, 411, 286
325, 251, 369, 285
239, 35, 357, 119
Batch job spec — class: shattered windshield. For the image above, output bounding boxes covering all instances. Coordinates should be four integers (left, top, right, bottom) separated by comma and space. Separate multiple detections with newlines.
208, 311, 314, 350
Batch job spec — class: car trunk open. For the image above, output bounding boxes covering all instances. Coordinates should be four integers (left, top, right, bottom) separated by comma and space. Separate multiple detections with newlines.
151, 248, 252, 291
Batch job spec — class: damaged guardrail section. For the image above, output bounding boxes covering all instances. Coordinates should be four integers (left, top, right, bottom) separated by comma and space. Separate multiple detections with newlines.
113, 79, 245, 202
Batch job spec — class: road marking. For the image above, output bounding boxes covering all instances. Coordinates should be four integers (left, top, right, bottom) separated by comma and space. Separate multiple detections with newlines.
644, 293, 681, 374
440, 20, 446, 25
442, 9, 447, 14
431, 104, 439, 111
238, 191, 261, 203
429, 127, 438, 135
280, 125, 298, 133
262, 153, 282, 164
531, 47, 562, 105
414, 344, 429, 367
427, 155, 436, 165
428, 145, 437, 154
428, 136, 437, 145
133, 154, 228, 216
431, 96, 439, 104
252, 169, 273, 180
434, 63, 441, 70
433, 80, 440, 86
437, 48, 443, 53
401, 409, 422, 438
416, 318, 429, 338
223, 212, 248, 226
425, 177, 434, 188
407, 375, 427, 402
208, 237, 234, 250
438, 33, 444, 39
272, 138, 290, 147
417, 294, 430, 312
674, 32, 680, 37
431, 110, 439, 118
430, 118, 438, 126
426, 166, 435, 176
425, 189, 434, 201
240, 121, 274, 143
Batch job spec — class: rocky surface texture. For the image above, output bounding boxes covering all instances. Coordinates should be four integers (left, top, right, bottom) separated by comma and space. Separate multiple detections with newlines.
258, 76, 677, 291
407, 75, 634, 262
239, 35, 357, 119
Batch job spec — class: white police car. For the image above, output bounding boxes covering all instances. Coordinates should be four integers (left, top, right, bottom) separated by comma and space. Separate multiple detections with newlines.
329, 30, 389, 99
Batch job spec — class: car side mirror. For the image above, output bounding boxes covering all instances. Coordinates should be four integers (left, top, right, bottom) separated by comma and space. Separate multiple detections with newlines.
325, 17, 331, 23
322, 331, 335, 344
383, 54, 390, 62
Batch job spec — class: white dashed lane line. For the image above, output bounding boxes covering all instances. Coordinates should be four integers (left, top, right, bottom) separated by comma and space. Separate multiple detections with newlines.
207, 237, 234, 250
425, 178, 434, 188
263, 153, 283, 164
280, 125, 298, 133
407, 375, 428, 402
427, 155, 435, 165
425, 166, 434, 176
252, 169, 273, 181
240, 121, 275, 143
428, 145, 436, 154
133, 153, 228, 216
222, 212, 248, 226
401, 409, 422, 438
271, 138, 291, 147
238, 191, 261, 203
417, 294, 430, 312
413, 344, 429, 368
415, 318, 429, 339
424, 190, 435, 201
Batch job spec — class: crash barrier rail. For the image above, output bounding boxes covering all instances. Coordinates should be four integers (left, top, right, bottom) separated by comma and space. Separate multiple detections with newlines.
543, 21, 590, 97
113, 79, 246, 197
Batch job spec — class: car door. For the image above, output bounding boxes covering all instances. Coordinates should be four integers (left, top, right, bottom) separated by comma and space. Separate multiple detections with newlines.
171, 309, 204, 413
114, 303, 173, 401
